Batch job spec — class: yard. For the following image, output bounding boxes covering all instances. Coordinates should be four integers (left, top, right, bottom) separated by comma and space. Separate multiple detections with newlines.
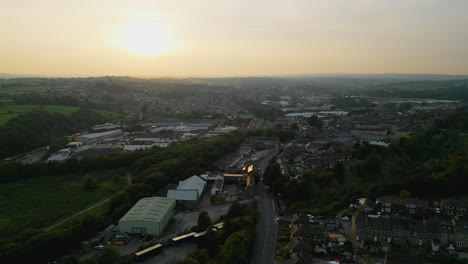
0, 170, 126, 240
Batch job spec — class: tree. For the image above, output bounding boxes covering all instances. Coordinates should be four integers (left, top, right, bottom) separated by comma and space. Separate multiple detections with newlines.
60, 255, 79, 264
344, 240, 353, 252
263, 163, 282, 186
290, 122, 299, 130
176, 257, 199, 264
307, 115, 323, 130
81, 257, 96, 264
400, 190, 411, 199
197, 211, 211, 232
96, 247, 119, 264
333, 162, 346, 183
227, 202, 242, 220
83, 175, 97, 189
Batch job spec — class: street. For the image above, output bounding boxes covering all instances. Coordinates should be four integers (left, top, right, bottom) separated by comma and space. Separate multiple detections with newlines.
250, 150, 278, 264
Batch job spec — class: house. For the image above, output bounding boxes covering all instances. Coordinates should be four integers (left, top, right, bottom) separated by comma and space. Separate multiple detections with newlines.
404, 198, 429, 216
289, 252, 314, 264
291, 225, 312, 238
455, 221, 468, 249
288, 237, 312, 253
291, 214, 310, 226
381, 196, 405, 215
356, 198, 375, 213
442, 200, 468, 217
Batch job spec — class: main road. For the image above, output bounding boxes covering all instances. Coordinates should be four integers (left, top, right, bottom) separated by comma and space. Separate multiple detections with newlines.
251, 149, 278, 264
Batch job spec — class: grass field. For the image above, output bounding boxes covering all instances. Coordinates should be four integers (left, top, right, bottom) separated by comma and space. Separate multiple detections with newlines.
0, 104, 80, 125
0, 170, 126, 239
0, 85, 66, 95
95, 109, 121, 119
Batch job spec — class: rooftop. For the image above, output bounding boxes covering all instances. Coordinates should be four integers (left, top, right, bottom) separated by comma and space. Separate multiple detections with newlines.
119, 197, 175, 223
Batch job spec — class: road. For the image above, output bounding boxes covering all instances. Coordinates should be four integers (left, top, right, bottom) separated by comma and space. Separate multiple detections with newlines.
251, 150, 279, 264
44, 198, 110, 231
142, 243, 197, 264
251, 181, 277, 264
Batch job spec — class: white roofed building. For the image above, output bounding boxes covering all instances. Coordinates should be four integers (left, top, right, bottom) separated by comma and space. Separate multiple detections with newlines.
167, 175, 206, 209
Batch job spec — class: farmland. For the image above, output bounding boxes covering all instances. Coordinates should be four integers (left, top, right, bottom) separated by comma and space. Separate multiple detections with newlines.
0, 170, 127, 240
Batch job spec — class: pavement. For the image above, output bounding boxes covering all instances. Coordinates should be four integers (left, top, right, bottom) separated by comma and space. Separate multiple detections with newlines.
250, 149, 279, 264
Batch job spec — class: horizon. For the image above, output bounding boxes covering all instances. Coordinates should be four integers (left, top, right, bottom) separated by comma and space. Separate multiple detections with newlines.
2, 0, 468, 77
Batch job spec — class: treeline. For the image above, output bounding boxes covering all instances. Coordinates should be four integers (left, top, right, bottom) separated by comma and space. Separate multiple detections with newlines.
177, 202, 257, 264
0, 132, 246, 263
0, 109, 107, 159
367, 80, 468, 102
237, 100, 284, 120
276, 114, 467, 215
247, 127, 296, 142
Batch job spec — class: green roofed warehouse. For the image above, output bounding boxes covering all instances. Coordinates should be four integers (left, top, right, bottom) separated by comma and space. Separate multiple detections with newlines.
119, 197, 175, 235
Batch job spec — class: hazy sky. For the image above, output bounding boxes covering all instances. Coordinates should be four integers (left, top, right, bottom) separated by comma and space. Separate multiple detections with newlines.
1, 0, 467, 77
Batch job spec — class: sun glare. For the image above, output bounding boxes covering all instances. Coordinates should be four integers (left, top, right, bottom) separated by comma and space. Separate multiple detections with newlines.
115, 22, 173, 56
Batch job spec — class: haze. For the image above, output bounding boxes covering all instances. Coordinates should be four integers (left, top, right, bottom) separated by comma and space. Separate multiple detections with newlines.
1, 0, 468, 77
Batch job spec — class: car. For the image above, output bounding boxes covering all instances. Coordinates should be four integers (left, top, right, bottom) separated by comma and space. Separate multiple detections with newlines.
276, 218, 281, 222
95, 245, 104, 250
341, 216, 350, 221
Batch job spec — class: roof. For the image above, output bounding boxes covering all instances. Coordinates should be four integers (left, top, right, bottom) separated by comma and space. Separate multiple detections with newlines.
79, 129, 122, 139
291, 225, 312, 237
288, 237, 312, 253
119, 197, 175, 223
292, 214, 310, 225
405, 198, 429, 208
178, 176, 206, 194
290, 253, 314, 264
135, 244, 162, 256
381, 196, 404, 206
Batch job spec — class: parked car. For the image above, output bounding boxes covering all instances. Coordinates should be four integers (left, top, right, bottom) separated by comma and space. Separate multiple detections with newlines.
95, 245, 104, 250
341, 216, 350, 221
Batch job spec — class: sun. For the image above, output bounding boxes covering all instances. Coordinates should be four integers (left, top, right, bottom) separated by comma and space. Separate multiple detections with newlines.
115, 22, 173, 56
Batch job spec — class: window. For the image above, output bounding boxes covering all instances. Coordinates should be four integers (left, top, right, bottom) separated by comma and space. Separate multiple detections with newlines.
434, 234, 439, 238
428, 233, 432, 237
413, 232, 417, 237
356, 236, 360, 241
412, 238, 416, 243
419, 239, 423, 246
419, 233, 423, 238
457, 242, 462, 247
382, 230, 386, 235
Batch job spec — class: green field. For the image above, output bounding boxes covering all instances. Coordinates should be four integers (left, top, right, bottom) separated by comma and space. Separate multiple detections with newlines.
0, 104, 80, 125
0, 85, 66, 95
0, 170, 126, 239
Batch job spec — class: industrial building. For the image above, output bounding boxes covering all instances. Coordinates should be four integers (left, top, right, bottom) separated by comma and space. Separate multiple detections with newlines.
118, 197, 175, 236
75, 129, 122, 143
167, 175, 206, 209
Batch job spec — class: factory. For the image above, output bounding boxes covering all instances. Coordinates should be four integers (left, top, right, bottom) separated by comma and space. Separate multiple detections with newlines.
118, 197, 175, 236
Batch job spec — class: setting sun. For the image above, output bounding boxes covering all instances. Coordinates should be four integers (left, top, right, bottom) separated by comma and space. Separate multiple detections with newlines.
114, 22, 174, 56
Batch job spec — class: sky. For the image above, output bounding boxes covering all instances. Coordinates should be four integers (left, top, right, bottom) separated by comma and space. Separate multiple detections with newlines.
1, 0, 467, 77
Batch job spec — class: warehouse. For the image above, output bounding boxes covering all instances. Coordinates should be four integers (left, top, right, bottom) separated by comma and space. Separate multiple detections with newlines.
167, 175, 206, 209
119, 197, 175, 236
75, 129, 122, 143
